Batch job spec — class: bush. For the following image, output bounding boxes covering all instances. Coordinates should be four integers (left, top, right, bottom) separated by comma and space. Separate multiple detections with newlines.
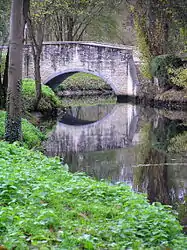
0, 141, 187, 249
150, 55, 183, 87
22, 79, 61, 112
168, 131, 187, 153
0, 52, 6, 74
0, 111, 45, 148
56, 72, 111, 92
168, 67, 187, 88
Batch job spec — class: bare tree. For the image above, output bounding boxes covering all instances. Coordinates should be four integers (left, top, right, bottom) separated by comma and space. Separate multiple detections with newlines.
5, 0, 29, 143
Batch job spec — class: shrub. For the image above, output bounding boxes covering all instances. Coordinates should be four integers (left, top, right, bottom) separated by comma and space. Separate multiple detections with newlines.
0, 111, 45, 148
22, 79, 61, 112
0, 52, 6, 74
0, 141, 187, 249
56, 72, 111, 92
168, 67, 187, 88
150, 55, 183, 87
168, 131, 187, 153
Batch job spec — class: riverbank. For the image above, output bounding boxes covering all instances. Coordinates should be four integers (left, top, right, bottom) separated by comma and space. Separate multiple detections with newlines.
0, 140, 187, 249
135, 63, 187, 110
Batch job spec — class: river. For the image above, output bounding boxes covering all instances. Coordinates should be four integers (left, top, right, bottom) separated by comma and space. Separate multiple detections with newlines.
43, 97, 187, 231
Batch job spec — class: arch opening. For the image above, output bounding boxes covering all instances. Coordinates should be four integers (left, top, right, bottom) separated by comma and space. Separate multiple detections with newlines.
43, 69, 116, 93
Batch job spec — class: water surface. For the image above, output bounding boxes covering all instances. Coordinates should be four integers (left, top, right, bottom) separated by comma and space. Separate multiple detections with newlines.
44, 101, 187, 229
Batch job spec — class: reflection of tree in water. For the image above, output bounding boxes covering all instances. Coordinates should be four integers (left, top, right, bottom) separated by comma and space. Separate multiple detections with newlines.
134, 120, 172, 205
152, 117, 187, 152
134, 117, 187, 230
135, 148, 171, 205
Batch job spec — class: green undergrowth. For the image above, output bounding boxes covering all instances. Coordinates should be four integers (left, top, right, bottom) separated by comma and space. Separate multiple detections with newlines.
0, 142, 186, 249
168, 131, 187, 153
22, 79, 61, 113
56, 72, 112, 92
61, 95, 116, 107
0, 111, 45, 149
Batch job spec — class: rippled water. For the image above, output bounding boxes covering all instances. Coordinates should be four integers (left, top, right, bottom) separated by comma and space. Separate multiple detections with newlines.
44, 101, 187, 229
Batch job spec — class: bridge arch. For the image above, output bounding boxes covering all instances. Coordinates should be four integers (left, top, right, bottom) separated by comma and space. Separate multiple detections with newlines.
23, 42, 138, 96
43, 68, 117, 92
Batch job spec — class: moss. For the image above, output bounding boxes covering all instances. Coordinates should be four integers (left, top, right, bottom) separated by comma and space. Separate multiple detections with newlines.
22, 79, 61, 113
55, 72, 112, 92
0, 111, 45, 149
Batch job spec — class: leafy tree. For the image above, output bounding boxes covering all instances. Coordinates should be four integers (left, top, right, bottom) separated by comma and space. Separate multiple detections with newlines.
128, 0, 187, 58
46, 0, 123, 41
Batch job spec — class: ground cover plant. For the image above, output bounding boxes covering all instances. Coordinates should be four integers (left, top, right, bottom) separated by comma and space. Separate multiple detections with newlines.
0, 111, 45, 149
0, 141, 187, 249
22, 79, 61, 112
56, 72, 112, 91
60, 95, 116, 107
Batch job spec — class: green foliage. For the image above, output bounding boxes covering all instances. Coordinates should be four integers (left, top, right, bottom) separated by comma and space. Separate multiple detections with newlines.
22, 79, 61, 112
61, 96, 116, 107
133, 16, 152, 79
0, 0, 10, 43
168, 131, 187, 153
168, 67, 187, 88
0, 53, 6, 74
56, 73, 111, 92
150, 55, 183, 85
0, 141, 187, 249
0, 111, 45, 149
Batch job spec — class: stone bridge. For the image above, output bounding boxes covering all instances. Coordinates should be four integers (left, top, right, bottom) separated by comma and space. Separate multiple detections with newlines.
23, 42, 139, 96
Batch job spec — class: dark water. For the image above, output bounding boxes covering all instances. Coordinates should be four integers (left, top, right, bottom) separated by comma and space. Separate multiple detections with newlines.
44, 101, 187, 229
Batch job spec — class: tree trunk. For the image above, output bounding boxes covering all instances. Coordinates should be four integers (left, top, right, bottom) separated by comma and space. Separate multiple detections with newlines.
34, 54, 42, 109
1, 48, 9, 107
26, 14, 43, 109
5, 0, 24, 143
0, 48, 9, 108
0, 49, 3, 107
67, 16, 74, 41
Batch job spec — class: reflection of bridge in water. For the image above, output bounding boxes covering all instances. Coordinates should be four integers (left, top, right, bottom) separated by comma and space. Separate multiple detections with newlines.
44, 104, 187, 229
45, 103, 140, 154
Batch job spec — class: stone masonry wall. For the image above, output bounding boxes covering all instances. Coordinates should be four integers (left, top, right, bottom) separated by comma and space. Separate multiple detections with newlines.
23, 42, 138, 96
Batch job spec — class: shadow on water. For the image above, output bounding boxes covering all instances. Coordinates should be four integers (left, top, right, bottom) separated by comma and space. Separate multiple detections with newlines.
44, 101, 187, 232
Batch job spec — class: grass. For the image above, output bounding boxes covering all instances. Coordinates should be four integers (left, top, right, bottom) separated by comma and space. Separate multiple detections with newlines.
0, 111, 45, 149
22, 79, 61, 112
0, 141, 186, 249
56, 72, 112, 91
60, 95, 117, 107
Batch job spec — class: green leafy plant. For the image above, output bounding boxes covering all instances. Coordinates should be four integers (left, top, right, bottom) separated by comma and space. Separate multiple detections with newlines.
0, 141, 186, 249
168, 67, 187, 88
150, 55, 183, 87
168, 131, 187, 153
56, 72, 112, 92
22, 79, 61, 112
0, 52, 6, 74
0, 111, 45, 148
